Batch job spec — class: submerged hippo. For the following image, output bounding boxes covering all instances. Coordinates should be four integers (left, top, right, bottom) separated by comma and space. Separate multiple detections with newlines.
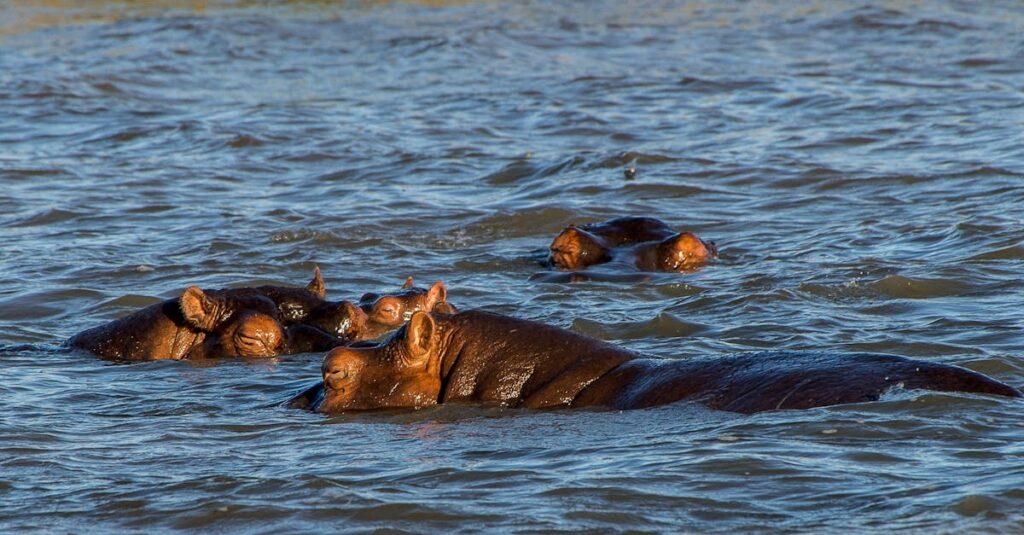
290, 310, 1021, 414
547, 216, 718, 273
68, 269, 457, 361
356, 278, 455, 340
68, 284, 359, 361
227, 267, 364, 338
68, 268, 365, 361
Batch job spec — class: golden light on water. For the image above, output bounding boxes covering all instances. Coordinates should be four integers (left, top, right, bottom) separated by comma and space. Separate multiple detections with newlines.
1, 0, 485, 38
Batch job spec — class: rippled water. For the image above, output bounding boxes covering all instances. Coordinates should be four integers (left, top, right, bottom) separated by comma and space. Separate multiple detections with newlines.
2, 1, 1024, 531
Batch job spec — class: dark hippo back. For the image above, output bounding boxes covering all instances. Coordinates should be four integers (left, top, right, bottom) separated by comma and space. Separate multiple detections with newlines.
585, 351, 1021, 413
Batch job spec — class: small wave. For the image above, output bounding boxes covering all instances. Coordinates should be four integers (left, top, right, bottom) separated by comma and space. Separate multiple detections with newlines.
800, 275, 977, 301
965, 245, 1024, 262
590, 151, 682, 170
677, 76, 771, 92
819, 7, 973, 33
955, 57, 1003, 68
226, 134, 266, 148
8, 208, 83, 228
870, 275, 977, 299
571, 313, 707, 340
269, 228, 384, 248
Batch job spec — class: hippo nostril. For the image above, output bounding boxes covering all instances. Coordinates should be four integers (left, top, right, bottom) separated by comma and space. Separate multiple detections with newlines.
324, 369, 349, 390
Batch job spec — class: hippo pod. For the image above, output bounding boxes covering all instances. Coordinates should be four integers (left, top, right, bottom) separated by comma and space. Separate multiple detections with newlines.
68, 268, 457, 361
547, 216, 718, 273
291, 310, 1021, 414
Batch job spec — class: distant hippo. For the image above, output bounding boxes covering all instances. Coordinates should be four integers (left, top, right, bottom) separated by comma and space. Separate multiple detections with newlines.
290, 310, 1020, 413
68, 268, 365, 361
547, 216, 718, 273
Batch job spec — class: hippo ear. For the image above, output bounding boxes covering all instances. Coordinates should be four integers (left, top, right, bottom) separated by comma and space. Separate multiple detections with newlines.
657, 232, 713, 270
306, 266, 326, 299
404, 311, 436, 363
180, 286, 222, 332
401, 277, 414, 289
660, 232, 701, 254
426, 281, 447, 309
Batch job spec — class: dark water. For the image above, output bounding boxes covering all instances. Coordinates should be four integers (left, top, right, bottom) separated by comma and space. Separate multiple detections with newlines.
3, 0, 1024, 531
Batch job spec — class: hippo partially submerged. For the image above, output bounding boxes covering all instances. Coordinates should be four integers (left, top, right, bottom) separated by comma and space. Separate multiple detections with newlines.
290, 310, 1020, 414
68, 269, 458, 361
357, 277, 454, 340
548, 217, 718, 273
68, 279, 359, 361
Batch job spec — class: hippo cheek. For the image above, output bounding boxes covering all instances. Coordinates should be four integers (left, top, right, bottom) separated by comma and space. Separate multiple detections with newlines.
233, 330, 281, 357
324, 369, 350, 392
549, 248, 582, 270
232, 317, 284, 357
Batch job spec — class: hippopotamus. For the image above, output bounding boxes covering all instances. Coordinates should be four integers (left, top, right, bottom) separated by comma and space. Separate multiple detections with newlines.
547, 216, 718, 273
67, 268, 367, 361
68, 283, 359, 361
356, 278, 454, 340
68, 269, 457, 361
224, 267, 363, 338
290, 310, 1021, 414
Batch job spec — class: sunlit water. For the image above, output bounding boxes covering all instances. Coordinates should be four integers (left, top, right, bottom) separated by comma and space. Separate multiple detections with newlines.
2, 1, 1024, 531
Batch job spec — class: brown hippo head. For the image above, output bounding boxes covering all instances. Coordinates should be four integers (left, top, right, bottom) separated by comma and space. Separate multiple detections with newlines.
650, 232, 718, 272
179, 286, 279, 332
304, 300, 368, 340
548, 226, 611, 270
318, 311, 444, 411
249, 267, 327, 324
356, 278, 450, 340
179, 287, 286, 358
188, 310, 286, 359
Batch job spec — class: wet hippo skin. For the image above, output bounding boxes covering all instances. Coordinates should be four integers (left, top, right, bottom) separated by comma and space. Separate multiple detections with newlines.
547, 216, 718, 273
293, 310, 1021, 414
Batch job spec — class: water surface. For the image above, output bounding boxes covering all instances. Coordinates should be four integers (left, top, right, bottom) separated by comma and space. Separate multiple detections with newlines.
2, 0, 1024, 532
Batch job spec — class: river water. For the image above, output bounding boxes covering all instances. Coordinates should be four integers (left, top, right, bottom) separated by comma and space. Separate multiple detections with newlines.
2, 1, 1023, 532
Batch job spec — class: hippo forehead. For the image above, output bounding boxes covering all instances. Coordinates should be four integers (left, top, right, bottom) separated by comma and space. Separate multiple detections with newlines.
359, 288, 428, 306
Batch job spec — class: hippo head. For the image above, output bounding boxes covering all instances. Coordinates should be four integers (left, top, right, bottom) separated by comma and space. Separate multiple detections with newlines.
265, 267, 329, 324
179, 286, 278, 332
304, 300, 368, 340
189, 310, 286, 359
318, 310, 444, 411
548, 226, 611, 270
653, 232, 718, 272
356, 278, 449, 340
179, 287, 286, 358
